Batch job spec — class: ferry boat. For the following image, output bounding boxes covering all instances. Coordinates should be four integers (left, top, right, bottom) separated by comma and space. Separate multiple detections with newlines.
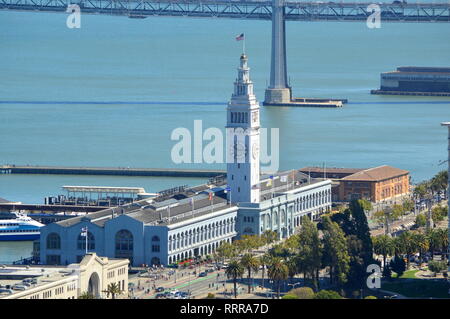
0, 213, 44, 241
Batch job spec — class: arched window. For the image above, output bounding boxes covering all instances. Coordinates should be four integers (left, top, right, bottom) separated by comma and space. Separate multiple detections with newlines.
77, 231, 95, 250
47, 233, 61, 250
115, 230, 133, 262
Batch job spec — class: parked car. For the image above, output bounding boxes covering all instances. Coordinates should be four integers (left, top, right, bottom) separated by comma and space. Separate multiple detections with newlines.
198, 272, 208, 277
155, 293, 165, 299
155, 286, 165, 292
12, 284, 27, 291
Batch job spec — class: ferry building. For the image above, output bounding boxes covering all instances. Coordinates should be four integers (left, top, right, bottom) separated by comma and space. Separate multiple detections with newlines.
39, 54, 331, 267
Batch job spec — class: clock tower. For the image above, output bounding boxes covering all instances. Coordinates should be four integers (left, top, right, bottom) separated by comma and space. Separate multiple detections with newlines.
226, 53, 260, 204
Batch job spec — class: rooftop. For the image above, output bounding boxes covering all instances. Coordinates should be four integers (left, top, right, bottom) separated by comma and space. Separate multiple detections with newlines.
340, 165, 409, 182
299, 167, 365, 175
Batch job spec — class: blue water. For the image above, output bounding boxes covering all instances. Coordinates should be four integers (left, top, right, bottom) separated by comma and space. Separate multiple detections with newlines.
0, 12, 450, 202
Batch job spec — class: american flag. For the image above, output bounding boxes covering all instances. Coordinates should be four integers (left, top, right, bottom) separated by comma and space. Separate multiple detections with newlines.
80, 226, 88, 237
209, 192, 214, 201
235, 33, 244, 41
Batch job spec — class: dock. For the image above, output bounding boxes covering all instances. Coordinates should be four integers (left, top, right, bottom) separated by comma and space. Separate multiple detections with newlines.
263, 97, 348, 107
0, 165, 225, 178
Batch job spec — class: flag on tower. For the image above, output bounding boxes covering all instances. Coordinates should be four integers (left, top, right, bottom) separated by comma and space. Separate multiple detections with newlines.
280, 175, 287, 183
235, 33, 244, 41
209, 192, 214, 201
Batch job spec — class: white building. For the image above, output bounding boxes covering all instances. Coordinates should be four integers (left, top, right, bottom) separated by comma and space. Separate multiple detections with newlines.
38, 54, 331, 266
0, 253, 129, 299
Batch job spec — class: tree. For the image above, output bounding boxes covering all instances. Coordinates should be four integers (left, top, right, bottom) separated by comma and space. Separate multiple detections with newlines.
103, 282, 122, 299
402, 199, 414, 214
428, 260, 447, 276
240, 253, 260, 293
372, 235, 394, 269
262, 230, 278, 247
364, 296, 377, 299
206, 293, 215, 299
78, 291, 95, 299
215, 242, 237, 263
288, 287, 315, 299
281, 294, 298, 299
267, 258, 289, 299
296, 216, 322, 291
411, 231, 429, 263
313, 290, 342, 299
322, 216, 350, 287
432, 205, 447, 223
389, 255, 406, 278
415, 214, 427, 228
225, 259, 245, 298
259, 253, 272, 290
382, 263, 392, 281
396, 231, 417, 269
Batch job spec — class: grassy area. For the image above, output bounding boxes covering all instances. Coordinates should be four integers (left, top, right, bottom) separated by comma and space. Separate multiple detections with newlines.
382, 278, 450, 298
391, 270, 419, 279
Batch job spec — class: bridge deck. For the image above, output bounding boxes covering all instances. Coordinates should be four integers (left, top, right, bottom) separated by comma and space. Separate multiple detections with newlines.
1, 0, 449, 22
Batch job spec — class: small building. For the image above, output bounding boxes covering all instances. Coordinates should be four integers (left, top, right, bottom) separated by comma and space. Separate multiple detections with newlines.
0, 253, 129, 299
371, 66, 450, 96
338, 165, 410, 203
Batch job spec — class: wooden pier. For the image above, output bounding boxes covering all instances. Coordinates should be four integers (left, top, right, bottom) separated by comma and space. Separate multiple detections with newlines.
0, 165, 225, 178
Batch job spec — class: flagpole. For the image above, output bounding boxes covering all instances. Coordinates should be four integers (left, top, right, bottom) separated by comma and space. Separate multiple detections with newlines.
243, 37, 245, 54
85, 226, 88, 255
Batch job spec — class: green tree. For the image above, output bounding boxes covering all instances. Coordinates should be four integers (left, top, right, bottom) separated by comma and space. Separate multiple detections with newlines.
372, 235, 394, 269
432, 205, 447, 223
78, 291, 95, 299
428, 260, 447, 276
296, 216, 322, 291
382, 263, 392, 280
259, 253, 272, 290
402, 199, 414, 214
281, 294, 298, 299
313, 290, 342, 299
389, 255, 406, 278
262, 230, 278, 247
225, 259, 245, 299
364, 296, 377, 299
103, 282, 122, 299
240, 253, 260, 293
415, 214, 427, 228
396, 231, 417, 269
411, 231, 429, 262
322, 216, 350, 287
267, 258, 289, 299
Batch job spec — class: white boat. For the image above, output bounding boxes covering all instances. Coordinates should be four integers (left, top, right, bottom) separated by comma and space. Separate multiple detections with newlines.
0, 212, 44, 241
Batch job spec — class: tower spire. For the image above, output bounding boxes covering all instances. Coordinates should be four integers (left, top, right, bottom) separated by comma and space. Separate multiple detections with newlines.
226, 54, 260, 204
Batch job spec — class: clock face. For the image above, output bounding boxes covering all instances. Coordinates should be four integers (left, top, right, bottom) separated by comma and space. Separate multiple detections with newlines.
252, 143, 259, 159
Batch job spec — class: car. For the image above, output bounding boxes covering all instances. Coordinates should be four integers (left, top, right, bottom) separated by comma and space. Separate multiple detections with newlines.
155, 293, 165, 299
199, 272, 208, 277
155, 286, 165, 292
0, 288, 13, 294
12, 284, 27, 291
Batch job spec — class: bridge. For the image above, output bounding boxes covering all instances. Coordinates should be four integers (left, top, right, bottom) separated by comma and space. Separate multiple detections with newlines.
1, 0, 449, 22
2, 0, 449, 105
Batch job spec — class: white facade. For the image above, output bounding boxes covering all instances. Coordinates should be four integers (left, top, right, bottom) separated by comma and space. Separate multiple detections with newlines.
226, 54, 261, 204
1, 253, 129, 299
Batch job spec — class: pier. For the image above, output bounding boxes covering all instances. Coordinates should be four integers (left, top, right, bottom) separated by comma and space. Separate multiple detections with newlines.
0, 165, 225, 178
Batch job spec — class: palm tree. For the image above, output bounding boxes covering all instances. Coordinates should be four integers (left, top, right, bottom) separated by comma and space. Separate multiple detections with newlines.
411, 232, 429, 263
225, 259, 244, 298
103, 282, 123, 299
240, 253, 260, 294
372, 235, 394, 269
267, 258, 289, 299
259, 253, 272, 290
